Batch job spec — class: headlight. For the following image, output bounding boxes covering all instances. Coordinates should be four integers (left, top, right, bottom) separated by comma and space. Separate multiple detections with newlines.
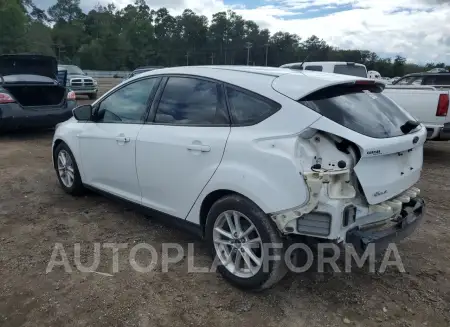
93, 79, 98, 86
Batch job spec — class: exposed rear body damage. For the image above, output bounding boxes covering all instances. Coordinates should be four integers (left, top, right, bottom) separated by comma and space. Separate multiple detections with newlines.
267, 72, 426, 250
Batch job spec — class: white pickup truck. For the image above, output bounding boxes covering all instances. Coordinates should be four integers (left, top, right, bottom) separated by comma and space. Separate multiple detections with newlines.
383, 85, 450, 140
280, 62, 450, 140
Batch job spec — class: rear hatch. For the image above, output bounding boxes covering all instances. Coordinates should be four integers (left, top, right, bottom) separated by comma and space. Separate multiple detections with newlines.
272, 73, 426, 204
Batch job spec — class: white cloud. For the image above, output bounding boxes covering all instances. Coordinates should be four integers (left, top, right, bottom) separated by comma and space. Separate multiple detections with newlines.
34, 0, 450, 63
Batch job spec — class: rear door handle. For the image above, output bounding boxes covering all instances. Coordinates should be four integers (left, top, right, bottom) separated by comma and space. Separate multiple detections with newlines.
116, 135, 130, 143
187, 144, 211, 152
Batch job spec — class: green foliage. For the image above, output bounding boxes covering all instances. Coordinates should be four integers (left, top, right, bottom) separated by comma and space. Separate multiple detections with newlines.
1, 0, 448, 75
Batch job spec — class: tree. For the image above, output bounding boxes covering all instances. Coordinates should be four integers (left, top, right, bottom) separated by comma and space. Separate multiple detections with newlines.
48, 0, 84, 22
392, 55, 406, 77
0, 0, 446, 72
0, 0, 28, 54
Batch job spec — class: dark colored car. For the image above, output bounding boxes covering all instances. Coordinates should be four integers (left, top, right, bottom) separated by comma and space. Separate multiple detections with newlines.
0, 54, 77, 132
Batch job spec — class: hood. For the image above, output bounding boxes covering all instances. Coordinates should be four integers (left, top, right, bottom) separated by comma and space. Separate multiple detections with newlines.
0, 54, 58, 80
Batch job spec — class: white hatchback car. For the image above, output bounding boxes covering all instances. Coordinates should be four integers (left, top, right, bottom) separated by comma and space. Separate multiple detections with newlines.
53, 66, 426, 290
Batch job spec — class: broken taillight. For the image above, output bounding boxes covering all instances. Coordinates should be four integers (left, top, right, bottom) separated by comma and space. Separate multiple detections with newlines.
0, 92, 15, 104
436, 94, 449, 117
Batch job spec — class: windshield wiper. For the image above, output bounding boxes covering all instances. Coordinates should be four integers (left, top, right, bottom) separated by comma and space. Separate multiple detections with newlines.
400, 120, 420, 134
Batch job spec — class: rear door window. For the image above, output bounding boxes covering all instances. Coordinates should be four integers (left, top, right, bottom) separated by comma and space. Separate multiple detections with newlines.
299, 84, 416, 138
154, 77, 229, 125
333, 65, 367, 77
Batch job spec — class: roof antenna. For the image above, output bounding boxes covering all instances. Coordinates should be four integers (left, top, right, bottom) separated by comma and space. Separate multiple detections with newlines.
298, 52, 311, 69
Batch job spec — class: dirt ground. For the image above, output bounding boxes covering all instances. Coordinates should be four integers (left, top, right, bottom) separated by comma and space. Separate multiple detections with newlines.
0, 78, 449, 327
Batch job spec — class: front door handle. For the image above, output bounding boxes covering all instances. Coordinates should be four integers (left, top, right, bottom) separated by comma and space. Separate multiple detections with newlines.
187, 144, 211, 152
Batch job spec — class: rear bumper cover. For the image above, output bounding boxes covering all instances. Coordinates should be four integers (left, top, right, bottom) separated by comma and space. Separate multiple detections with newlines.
0, 101, 76, 131
424, 124, 443, 140
346, 197, 425, 254
72, 89, 97, 95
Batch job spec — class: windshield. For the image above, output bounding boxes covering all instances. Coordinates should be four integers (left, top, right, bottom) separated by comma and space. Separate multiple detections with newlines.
59, 65, 84, 75
333, 65, 367, 78
299, 83, 417, 138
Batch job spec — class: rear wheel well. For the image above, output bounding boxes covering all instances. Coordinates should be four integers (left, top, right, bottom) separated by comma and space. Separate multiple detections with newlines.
200, 190, 241, 234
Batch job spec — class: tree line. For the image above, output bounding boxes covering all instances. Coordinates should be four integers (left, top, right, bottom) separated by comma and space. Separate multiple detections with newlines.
1, 0, 449, 77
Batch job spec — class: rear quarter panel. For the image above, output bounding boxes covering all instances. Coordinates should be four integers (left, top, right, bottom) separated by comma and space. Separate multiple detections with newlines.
185, 92, 322, 224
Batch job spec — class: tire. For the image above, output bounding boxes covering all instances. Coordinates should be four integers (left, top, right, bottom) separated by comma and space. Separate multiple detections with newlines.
205, 194, 287, 291
88, 93, 97, 100
54, 142, 85, 196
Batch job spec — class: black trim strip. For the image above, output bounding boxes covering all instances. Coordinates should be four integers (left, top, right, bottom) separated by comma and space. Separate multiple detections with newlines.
83, 184, 204, 239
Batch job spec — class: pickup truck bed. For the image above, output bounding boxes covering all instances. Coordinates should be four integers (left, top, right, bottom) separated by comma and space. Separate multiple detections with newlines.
383, 85, 450, 140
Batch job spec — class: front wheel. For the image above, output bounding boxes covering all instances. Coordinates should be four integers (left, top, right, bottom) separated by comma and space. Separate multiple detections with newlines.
88, 93, 97, 100
205, 194, 287, 291
54, 142, 85, 195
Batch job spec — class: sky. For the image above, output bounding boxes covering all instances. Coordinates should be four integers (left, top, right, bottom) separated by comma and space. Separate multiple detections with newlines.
34, 0, 450, 64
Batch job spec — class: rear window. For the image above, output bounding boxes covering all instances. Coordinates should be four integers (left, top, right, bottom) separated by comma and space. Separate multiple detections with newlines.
299, 84, 416, 138
333, 65, 367, 78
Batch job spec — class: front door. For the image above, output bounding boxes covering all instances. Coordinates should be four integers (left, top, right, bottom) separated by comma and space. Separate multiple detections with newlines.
78, 77, 160, 203
136, 76, 231, 218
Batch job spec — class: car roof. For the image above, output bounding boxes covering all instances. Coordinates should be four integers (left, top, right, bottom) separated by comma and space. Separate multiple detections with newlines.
131, 65, 374, 100
401, 72, 450, 77
280, 61, 366, 68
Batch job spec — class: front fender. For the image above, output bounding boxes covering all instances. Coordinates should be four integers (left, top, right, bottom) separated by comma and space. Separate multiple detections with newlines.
52, 119, 85, 181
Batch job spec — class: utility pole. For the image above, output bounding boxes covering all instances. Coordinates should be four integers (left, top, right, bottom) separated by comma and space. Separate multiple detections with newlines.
210, 52, 215, 65
245, 42, 252, 66
264, 43, 269, 66
185, 52, 190, 66
55, 45, 65, 62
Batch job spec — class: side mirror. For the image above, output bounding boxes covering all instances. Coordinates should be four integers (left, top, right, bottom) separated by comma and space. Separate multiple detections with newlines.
72, 104, 92, 121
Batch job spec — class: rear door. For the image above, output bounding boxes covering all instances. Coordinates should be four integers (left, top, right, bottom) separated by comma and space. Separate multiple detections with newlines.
136, 76, 230, 218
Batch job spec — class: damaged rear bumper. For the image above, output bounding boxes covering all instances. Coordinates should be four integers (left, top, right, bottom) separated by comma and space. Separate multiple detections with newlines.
345, 197, 425, 254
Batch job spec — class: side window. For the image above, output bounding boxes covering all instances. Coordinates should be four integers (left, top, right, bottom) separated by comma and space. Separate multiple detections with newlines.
396, 76, 423, 85
423, 75, 450, 85
96, 78, 159, 123
154, 77, 228, 125
226, 87, 281, 125
304, 65, 323, 72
